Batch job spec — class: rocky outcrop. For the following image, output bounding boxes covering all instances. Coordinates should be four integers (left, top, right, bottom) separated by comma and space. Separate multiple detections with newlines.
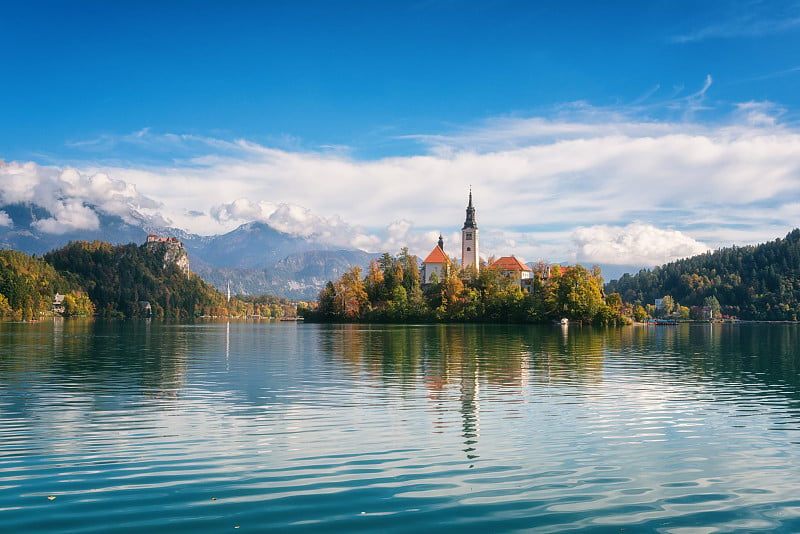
145, 236, 190, 278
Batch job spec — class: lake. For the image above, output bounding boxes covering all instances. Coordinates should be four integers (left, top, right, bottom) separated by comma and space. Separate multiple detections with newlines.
2, 320, 800, 533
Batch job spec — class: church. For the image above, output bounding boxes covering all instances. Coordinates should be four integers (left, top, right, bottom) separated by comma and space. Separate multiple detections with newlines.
420, 190, 534, 289
421, 190, 480, 284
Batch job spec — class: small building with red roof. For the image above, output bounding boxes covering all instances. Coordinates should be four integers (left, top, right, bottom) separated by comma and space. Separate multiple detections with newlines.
421, 235, 451, 284
489, 255, 533, 288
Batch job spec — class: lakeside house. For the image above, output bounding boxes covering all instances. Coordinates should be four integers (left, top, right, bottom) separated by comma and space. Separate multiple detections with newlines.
52, 293, 65, 314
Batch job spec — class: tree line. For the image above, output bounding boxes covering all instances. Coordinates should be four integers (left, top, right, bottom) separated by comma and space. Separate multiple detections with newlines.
0, 241, 299, 320
0, 249, 93, 321
306, 248, 626, 324
605, 229, 800, 321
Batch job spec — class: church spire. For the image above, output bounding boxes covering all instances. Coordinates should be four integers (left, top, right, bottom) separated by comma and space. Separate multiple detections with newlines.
438, 234, 444, 250
461, 188, 479, 270
463, 187, 477, 230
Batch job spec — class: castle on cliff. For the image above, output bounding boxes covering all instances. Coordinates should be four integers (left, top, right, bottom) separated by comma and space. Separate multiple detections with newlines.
145, 234, 190, 278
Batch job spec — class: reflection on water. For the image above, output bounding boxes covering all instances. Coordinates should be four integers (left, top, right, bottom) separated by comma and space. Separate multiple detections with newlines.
320, 323, 607, 389
3, 320, 800, 533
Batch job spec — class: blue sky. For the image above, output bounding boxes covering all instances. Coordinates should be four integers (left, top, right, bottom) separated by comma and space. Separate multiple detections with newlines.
2, 0, 800, 266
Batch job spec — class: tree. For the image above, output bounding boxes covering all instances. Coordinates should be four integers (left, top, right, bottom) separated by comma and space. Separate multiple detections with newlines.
0, 294, 12, 319
364, 259, 385, 303
544, 265, 604, 322
660, 295, 675, 316
704, 295, 721, 319
439, 266, 465, 320
62, 291, 95, 317
606, 292, 622, 315
398, 247, 421, 294
334, 267, 368, 320
317, 281, 337, 319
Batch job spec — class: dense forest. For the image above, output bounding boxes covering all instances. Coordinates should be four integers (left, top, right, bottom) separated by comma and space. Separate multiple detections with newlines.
45, 241, 227, 318
306, 248, 625, 324
0, 249, 92, 321
606, 229, 800, 321
0, 241, 299, 320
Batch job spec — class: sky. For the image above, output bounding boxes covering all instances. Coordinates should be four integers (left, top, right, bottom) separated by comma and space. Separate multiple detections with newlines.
2, 0, 800, 267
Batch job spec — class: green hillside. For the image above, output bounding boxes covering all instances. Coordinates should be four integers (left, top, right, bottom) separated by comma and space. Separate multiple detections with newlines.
44, 241, 227, 318
0, 249, 90, 320
606, 229, 800, 320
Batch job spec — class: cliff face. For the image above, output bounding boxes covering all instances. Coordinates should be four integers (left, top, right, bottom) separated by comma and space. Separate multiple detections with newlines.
163, 242, 190, 277
146, 240, 190, 278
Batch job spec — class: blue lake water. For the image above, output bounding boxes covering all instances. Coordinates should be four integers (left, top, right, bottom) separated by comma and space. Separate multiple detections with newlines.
3, 320, 800, 532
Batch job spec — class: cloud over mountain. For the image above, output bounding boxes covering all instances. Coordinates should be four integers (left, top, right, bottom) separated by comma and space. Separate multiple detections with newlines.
5, 99, 800, 267
0, 161, 164, 234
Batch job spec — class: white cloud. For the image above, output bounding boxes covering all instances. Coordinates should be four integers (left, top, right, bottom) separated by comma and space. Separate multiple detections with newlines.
672, 13, 800, 43
7, 99, 800, 265
573, 223, 709, 266
0, 210, 11, 227
733, 101, 784, 127
210, 197, 443, 256
32, 199, 100, 234
0, 160, 162, 234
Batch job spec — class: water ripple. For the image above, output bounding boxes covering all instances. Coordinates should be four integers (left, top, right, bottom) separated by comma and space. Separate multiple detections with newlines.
4, 322, 800, 532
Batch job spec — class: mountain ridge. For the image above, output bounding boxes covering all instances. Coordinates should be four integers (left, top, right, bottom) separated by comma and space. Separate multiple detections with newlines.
0, 202, 374, 300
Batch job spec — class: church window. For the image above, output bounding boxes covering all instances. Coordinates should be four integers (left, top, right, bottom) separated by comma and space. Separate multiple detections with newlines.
467, 247, 471, 251
466, 233, 472, 240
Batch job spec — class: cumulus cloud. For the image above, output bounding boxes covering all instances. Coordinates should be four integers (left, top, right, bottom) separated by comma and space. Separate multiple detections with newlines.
210, 197, 442, 254
211, 198, 355, 242
8, 97, 800, 265
33, 199, 100, 234
573, 223, 709, 266
0, 210, 11, 227
0, 160, 162, 233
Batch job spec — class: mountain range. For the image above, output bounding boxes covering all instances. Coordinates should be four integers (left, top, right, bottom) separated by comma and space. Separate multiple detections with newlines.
0, 202, 376, 300
0, 202, 645, 301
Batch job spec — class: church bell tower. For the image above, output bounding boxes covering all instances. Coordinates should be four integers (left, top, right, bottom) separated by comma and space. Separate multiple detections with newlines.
461, 189, 479, 270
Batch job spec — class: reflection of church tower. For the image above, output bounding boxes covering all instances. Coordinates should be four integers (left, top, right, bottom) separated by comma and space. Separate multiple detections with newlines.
461, 189, 479, 269
460, 363, 480, 461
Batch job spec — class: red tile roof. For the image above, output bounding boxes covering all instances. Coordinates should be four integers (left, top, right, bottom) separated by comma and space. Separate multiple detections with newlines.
422, 246, 449, 264
489, 256, 531, 271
